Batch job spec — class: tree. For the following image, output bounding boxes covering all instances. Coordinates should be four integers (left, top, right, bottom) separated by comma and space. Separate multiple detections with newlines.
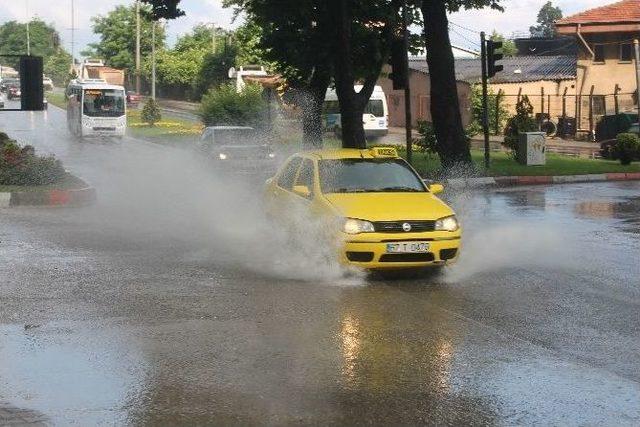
84, 5, 165, 72
222, 1, 334, 148
141, 98, 162, 126
44, 49, 73, 86
490, 30, 517, 57
328, 0, 402, 148
0, 19, 61, 68
199, 83, 267, 127
529, 1, 562, 38
420, 0, 502, 168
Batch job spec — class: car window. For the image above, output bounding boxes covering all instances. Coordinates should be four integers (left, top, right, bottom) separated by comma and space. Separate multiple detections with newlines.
295, 159, 315, 197
277, 157, 303, 190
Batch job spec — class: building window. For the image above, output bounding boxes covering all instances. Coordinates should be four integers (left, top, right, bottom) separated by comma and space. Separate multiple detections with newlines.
593, 44, 605, 63
620, 43, 633, 62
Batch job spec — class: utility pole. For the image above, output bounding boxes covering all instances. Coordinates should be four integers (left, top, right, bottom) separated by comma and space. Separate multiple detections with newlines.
151, 20, 156, 100
26, 0, 31, 55
480, 31, 490, 169
211, 24, 217, 53
402, 1, 412, 165
634, 39, 640, 126
136, 0, 141, 93
71, 0, 75, 73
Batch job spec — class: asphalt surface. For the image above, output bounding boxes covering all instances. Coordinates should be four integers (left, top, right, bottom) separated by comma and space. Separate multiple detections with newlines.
1, 104, 640, 426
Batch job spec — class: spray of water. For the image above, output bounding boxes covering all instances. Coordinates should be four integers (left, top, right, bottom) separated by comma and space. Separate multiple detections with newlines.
82, 140, 364, 284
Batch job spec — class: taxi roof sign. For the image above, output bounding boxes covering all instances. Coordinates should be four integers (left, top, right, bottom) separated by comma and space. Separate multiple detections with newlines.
370, 147, 398, 158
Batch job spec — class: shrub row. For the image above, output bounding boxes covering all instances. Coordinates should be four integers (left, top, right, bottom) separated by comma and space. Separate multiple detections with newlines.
0, 132, 66, 186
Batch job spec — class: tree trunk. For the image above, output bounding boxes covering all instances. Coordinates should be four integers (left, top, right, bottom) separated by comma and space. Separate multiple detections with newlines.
421, 0, 472, 168
330, 0, 368, 149
302, 68, 331, 149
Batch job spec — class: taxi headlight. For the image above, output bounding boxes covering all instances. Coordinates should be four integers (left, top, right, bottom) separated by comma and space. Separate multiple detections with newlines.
218, 153, 228, 160
435, 215, 459, 232
343, 218, 375, 234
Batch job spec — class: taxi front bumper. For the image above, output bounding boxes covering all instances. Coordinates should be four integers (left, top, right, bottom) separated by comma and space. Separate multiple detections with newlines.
341, 234, 461, 270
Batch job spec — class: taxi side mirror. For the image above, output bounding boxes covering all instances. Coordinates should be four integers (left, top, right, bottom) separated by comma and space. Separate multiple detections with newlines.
292, 185, 311, 198
428, 183, 444, 195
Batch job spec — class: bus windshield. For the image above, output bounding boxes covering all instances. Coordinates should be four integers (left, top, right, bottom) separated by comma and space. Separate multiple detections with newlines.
83, 89, 125, 117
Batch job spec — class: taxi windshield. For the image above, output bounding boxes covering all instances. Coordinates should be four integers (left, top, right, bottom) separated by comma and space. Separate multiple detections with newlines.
318, 158, 426, 193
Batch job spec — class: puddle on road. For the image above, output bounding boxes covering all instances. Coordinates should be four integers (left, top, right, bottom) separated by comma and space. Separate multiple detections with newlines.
0, 322, 148, 425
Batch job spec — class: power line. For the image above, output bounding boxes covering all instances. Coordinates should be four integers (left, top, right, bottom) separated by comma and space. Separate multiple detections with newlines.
449, 26, 481, 49
448, 20, 481, 35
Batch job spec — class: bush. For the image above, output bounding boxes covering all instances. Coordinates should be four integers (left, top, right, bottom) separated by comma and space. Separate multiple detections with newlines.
470, 83, 509, 135
503, 96, 538, 157
141, 99, 162, 126
415, 120, 476, 155
0, 140, 66, 186
199, 83, 268, 128
615, 133, 640, 165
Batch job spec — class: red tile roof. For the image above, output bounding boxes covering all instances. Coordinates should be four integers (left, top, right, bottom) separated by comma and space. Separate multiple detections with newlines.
556, 0, 640, 25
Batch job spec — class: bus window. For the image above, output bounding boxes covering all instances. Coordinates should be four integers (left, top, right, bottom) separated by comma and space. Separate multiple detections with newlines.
83, 89, 125, 117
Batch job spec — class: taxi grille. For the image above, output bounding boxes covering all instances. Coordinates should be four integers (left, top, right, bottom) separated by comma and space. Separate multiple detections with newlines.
372, 220, 436, 233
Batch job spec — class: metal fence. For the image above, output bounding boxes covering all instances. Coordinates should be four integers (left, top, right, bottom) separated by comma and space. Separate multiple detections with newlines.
491, 89, 638, 139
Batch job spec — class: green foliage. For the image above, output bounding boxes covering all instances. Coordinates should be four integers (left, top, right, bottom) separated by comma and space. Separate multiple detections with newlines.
470, 83, 509, 135
84, 4, 165, 71
141, 99, 162, 126
0, 138, 65, 186
503, 96, 538, 156
529, 1, 563, 38
199, 83, 267, 127
194, 48, 238, 99
615, 133, 640, 165
415, 121, 438, 154
233, 21, 271, 67
0, 19, 61, 68
44, 49, 73, 86
490, 30, 517, 57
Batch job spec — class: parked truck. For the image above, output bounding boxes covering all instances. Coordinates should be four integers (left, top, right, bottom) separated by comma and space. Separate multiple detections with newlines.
80, 59, 125, 86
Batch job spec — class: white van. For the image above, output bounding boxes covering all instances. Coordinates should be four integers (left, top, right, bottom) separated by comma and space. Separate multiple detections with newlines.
323, 85, 389, 139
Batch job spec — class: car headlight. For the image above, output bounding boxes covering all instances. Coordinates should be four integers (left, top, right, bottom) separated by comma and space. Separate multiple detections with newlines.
343, 218, 375, 234
268, 152, 276, 159
218, 153, 228, 160
435, 215, 459, 232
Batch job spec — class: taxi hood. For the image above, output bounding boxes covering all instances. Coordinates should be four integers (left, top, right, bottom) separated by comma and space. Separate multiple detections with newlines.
322, 192, 455, 221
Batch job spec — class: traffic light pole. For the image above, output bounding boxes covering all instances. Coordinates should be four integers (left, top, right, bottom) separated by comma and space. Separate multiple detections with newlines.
480, 31, 490, 169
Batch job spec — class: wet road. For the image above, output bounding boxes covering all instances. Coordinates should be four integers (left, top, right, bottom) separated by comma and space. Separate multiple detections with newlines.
1, 107, 640, 425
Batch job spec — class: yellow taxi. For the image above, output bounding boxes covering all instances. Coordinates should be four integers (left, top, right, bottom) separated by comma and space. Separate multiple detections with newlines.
264, 147, 461, 270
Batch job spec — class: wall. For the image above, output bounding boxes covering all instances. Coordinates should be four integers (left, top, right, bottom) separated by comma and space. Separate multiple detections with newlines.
377, 66, 472, 128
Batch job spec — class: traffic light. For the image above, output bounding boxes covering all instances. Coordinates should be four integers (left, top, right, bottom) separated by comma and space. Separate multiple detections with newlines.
486, 40, 504, 78
19, 56, 44, 111
389, 36, 407, 90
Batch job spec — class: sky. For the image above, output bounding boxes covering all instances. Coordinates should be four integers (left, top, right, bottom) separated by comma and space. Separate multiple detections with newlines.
0, 0, 617, 59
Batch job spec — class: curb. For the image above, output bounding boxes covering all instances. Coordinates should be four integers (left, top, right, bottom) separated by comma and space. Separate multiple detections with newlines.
0, 186, 96, 207
442, 172, 640, 189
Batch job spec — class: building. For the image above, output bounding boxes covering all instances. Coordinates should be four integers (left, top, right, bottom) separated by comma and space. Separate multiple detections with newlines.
378, 55, 576, 130
556, 0, 640, 129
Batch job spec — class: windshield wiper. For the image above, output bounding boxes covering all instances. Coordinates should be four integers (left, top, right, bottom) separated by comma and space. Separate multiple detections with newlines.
372, 186, 423, 192
332, 188, 369, 193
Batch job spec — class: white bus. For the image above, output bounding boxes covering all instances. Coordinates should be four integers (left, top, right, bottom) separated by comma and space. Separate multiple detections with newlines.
66, 79, 126, 138
323, 85, 389, 139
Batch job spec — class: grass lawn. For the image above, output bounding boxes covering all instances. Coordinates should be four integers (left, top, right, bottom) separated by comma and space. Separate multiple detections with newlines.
0, 172, 87, 193
405, 149, 640, 178
45, 91, 66, 109
126, 109, 202, 142
44, 93, 202, 142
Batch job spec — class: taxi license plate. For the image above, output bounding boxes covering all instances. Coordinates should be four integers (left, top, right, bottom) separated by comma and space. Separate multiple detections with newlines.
386, 242, 430, 253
